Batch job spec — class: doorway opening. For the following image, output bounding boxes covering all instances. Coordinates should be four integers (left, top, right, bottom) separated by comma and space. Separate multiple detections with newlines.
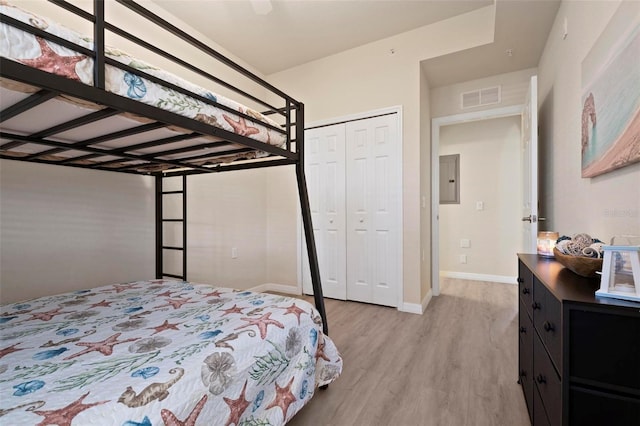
431, 104, 525, 296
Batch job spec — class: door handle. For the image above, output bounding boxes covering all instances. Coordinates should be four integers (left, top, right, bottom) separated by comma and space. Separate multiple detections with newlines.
521, 215, 538, 223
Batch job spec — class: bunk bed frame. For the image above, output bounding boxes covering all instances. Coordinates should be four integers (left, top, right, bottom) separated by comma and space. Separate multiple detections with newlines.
0, 0, 328, 334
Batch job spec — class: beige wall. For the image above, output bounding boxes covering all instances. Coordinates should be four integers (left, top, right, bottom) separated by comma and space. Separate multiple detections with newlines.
430, 68, 537, 118
537, 0, 640, 242
265, 165, 299, 287
438, 116, 522, 277
185, 169, 270, 290
0, 160, 155, 304
420, 67, 432, 300
265, 5, 496, 305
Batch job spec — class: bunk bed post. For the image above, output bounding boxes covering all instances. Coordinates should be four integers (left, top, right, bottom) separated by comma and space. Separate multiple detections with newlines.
93, 0, 105, 89
182, 174, 187, 281
295, 103, 328, 335
155, 174, 163, 279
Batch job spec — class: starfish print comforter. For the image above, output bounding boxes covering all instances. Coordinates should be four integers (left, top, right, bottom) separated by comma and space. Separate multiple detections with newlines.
0, 280, 342, 425
0, 1, 286, 165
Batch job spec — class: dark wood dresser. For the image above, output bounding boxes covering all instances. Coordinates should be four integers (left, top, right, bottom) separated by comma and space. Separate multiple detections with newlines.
517, 254, 640, 426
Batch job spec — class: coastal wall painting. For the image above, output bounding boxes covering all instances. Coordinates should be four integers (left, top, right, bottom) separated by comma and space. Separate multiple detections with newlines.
581, 2, 640, 178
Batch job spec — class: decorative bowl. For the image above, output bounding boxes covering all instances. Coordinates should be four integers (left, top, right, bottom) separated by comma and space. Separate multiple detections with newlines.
553, 247, 603, 278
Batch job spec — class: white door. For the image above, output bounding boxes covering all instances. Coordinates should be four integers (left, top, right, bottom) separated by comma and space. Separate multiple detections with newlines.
521, 75, 539, 253
302, 124, 347, 299
345, 115, 398, 306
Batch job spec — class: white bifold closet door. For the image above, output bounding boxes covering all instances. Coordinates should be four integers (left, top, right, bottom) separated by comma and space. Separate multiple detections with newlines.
303, 124, 347, 300
303, 113, 398, 307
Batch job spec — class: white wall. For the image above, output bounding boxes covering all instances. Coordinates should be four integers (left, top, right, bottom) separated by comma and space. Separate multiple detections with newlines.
538, 0, 640, 242
438, 116, 522, 278
0, 160, 154, 304
265, 5, 497, 305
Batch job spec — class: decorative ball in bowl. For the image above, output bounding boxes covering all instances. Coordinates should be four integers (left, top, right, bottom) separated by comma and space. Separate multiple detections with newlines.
553, 247, 603, 278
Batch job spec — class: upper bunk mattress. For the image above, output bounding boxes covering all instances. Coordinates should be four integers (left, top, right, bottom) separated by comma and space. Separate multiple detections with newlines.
0, 279, 342, 425
0, 1, 286, 158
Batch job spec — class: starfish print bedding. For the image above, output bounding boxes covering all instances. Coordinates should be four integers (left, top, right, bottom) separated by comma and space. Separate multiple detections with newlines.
0, 1, 286, 164
0, 280, 342, 425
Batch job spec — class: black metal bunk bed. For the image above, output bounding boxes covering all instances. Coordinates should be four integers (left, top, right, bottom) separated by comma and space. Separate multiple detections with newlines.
0, 0, 327, 333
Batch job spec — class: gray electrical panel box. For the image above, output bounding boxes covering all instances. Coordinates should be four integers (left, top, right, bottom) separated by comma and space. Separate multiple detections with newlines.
439, 154, 460, 204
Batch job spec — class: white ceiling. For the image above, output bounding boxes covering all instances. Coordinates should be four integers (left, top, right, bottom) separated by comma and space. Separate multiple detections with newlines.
150, 0, 560, 87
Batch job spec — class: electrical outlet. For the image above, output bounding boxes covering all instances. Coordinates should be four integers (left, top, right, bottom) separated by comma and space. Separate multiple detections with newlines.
231, 247, 238, 259
476, 201, 484, 211
459, 254, 467, 264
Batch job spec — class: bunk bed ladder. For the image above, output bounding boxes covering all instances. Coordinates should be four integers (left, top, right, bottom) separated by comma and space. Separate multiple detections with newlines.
156, 175, 187, 281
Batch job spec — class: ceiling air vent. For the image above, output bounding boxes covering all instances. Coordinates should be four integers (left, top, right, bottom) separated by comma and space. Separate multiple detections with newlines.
461, 86, 501, 109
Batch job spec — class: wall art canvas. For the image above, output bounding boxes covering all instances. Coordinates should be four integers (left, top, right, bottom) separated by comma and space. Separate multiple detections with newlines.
581, 2, 640, 178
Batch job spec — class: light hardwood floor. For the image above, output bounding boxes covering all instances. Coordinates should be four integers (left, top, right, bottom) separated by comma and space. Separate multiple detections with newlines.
288, 278, 530, 426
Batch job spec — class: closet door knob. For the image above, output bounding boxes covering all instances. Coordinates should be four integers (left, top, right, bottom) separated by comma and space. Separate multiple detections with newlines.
543, 321, 555, 332
517, 277, 524, 284
329, 219, 334, 224
359, 218, 364, 223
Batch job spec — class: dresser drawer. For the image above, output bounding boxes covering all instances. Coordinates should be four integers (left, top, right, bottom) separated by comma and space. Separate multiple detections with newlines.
519, 299, 534, 420
569, 385, 640, 426
569, 308, 640, 393
533, 385, 552, 426
533, 277, 562, 371
534, 332, 562, 425
518, 260, 534, 317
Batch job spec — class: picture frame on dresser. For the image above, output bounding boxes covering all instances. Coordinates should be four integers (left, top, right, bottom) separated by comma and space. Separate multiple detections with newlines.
517, 254, 640, 426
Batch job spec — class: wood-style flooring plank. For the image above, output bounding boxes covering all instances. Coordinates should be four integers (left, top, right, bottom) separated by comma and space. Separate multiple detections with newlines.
287, 278, 530, 426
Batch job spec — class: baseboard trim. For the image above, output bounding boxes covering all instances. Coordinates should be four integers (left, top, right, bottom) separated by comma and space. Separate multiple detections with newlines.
399, 289, 432, 315
249, 283, 302, 295
440, 271, 517, 285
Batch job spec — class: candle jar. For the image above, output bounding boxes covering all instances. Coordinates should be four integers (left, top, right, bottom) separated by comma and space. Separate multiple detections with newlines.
537, 231, 559, 257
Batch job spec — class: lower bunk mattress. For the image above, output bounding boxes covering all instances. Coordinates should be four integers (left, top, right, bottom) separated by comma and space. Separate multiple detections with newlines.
0, 280, 342, 425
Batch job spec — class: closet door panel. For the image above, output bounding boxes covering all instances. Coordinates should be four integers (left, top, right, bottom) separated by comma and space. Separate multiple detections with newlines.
302, 125, 346, 300
348, 229, 371, 302
346, 114, 398, 307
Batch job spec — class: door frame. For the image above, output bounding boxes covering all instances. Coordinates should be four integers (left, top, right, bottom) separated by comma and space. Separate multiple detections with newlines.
430, 104, 523, 296
297, 105, 404, 309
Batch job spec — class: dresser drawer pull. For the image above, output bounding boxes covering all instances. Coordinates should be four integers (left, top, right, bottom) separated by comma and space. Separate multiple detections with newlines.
536, 374, 546, 384
519, 326, 527, 333
522, 287, 530, 295
532, 301, 541, 310
543, 321, 555, 332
